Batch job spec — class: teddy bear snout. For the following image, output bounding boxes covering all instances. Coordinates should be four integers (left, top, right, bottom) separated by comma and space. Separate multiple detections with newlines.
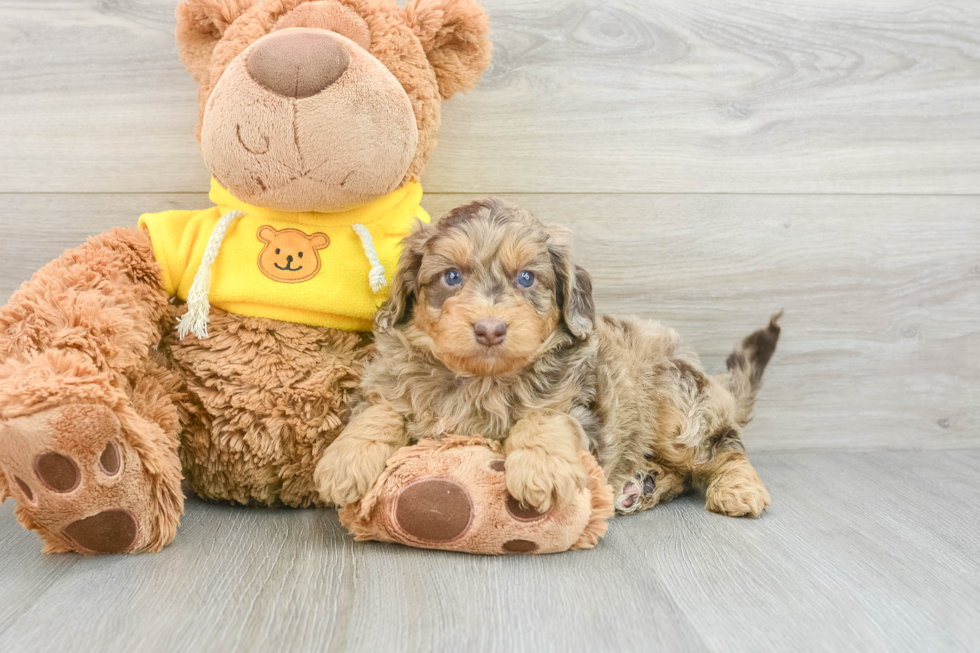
248, 30, 350, 99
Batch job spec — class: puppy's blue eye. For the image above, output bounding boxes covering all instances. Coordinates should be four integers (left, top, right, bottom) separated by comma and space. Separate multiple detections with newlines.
517, 271, 535, 288
444, 269, 462, 286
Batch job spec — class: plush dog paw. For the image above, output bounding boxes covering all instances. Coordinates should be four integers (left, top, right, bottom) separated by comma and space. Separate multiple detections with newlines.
339, 437, 614, 554
315, 439, 389, 507
0, 404, 160, 554
705, 475, 771, 518
504, 447, 587, 513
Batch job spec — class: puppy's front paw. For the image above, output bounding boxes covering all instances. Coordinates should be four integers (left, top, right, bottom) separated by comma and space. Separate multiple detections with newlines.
314, 440, 387, 507
705, 475, 771, 518
504, 447, 587, 513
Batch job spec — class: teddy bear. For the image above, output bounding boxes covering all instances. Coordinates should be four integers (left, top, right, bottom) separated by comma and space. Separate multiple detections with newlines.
0, 0, 493, 555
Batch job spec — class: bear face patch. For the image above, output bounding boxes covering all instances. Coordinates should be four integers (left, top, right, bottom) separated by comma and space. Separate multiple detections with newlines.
257, 226, 329, 283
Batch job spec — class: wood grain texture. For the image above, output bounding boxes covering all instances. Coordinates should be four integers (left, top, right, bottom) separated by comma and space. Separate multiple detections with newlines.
1, 192, 976, 452
0, 450, 978, 652
1, 0, 979, 194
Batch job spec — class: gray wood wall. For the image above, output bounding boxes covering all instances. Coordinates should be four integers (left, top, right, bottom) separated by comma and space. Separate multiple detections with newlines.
1, 0, 977, 453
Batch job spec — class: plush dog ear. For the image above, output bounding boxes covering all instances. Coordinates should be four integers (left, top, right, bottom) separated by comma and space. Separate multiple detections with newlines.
175, 0, 257, 83
404, 0, 493, 100
546, 227, 596, 339
375, 222, 432, 332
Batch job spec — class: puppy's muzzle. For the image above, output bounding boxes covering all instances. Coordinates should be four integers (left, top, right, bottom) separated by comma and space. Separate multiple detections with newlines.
473, 318, 507, 347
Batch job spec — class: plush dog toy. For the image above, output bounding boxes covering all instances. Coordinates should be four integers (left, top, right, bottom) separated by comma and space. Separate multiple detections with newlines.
339, 436, 614, 554
0, 0, 494, 555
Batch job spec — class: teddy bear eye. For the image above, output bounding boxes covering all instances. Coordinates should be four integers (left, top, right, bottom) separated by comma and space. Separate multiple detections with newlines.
298, 251, 303, 258
444, 269, 462, 286
517, 271, 535, 288
275, 248, 280, 255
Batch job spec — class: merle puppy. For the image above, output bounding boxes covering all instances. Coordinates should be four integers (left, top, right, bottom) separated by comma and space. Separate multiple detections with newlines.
316, 199, 780, 517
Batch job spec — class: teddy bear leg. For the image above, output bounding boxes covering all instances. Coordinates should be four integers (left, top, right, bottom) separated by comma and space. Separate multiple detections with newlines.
339, 438, 614, 554
0, 228, 183, 553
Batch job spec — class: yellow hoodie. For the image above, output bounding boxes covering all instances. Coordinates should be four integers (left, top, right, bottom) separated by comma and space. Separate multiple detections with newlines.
139, 180, 429, 333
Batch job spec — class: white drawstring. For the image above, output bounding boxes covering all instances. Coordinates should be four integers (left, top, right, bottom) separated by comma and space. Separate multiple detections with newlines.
352, 223, 387, 293
176, 209, 245, 340
176, 213, 385, 340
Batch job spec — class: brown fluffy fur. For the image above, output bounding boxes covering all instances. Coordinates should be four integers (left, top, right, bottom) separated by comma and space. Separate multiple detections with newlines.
0, 0, 490, 554
317, 199, 780, 517
176, 0, 491, 187
0, 229, 184, 552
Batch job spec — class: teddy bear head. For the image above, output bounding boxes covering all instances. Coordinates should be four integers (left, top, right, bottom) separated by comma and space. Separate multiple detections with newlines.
175, 0, 491, 212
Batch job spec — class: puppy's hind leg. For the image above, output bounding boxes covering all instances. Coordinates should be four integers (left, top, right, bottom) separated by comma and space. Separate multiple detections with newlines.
694, 439, 770, 518
611, 459, 687, 515
688, 315, 779, 518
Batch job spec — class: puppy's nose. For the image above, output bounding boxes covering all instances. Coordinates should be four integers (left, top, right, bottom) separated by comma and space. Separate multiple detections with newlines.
473, 319, 507, 347
248, 31, 351, 98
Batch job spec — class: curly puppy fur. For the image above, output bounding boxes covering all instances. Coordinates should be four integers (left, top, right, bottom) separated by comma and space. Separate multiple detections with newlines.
317, 199, 781, 517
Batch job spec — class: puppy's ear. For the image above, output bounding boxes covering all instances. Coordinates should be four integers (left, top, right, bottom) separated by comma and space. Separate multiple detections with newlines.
547, 226, 595, 339
404, 0, 493, 100
376, 222, 432, 332
175, 0, 257, 83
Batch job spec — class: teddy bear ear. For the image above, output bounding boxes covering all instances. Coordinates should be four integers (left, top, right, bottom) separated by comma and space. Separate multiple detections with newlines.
403, 0, 493, 100
175, 0, 258, 83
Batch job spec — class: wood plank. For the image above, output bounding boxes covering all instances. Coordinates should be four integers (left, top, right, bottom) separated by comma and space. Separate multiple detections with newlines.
635, 450, 980, 653
0, 502, 82, 637
1, 451, 977, 652
1, 192, 976, 453
1, 0, 979, 194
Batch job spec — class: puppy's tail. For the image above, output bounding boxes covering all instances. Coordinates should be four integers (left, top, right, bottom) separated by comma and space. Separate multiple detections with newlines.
717, 311, 782, 427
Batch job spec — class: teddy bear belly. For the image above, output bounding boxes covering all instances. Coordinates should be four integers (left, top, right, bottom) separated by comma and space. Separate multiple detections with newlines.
162, 306, 372, 507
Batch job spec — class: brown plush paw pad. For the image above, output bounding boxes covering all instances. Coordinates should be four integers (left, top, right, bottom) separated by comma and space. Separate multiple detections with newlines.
395, 479, 473, 543
14, 476, 35, 503
502, 539, 539, 553
63, 510, 139, 554
506, 493, 550, 522
35, 452, 80, 493
99, 442, 121, 476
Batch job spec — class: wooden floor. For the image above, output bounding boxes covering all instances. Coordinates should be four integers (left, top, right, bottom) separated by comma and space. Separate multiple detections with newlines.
2, 450, 979, 652
1, 0, 979, 651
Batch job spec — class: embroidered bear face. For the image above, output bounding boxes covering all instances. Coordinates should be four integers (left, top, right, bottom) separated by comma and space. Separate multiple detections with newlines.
257, 226, 330, 283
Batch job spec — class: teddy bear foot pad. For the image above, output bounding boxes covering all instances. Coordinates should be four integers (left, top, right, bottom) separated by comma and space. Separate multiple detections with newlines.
0, 405, 157, 554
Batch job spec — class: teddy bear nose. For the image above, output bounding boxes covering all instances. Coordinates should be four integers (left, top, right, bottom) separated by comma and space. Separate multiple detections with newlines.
248, 30, 351, 99
473, 319, 507, 347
